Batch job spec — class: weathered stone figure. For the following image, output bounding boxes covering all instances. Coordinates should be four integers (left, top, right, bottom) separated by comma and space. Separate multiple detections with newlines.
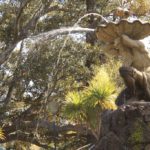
96, 20, 150, 105
106, 34, 150, 104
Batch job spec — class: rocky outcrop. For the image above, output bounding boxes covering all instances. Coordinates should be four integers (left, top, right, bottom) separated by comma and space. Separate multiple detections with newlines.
95, 102, 150, 150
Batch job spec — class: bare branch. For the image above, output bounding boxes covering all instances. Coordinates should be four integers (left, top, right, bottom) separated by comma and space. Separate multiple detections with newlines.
14, 0, 32, 39
0, 132, 49, 149
1, 120, 89, 148
3, 41, 24, 106
0, 43, 18, 65
22, 2, 70, 36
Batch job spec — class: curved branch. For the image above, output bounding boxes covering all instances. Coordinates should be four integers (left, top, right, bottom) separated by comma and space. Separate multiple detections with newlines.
14, 0, 32, 39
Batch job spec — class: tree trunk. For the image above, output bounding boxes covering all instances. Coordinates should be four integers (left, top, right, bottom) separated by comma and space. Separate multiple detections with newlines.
86, 0, 97, 45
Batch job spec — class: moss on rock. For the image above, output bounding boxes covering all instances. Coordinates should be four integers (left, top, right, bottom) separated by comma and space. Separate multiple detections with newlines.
128, 119, 144, 150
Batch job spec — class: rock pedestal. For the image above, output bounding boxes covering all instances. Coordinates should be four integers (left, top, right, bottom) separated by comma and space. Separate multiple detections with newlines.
95, 102, 150, 150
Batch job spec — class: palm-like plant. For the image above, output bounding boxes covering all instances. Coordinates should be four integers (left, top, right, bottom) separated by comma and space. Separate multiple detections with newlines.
64, 91, 84, 122
63, 66, 118, 140
82, 67, 117, 139
83, 67, 117, 109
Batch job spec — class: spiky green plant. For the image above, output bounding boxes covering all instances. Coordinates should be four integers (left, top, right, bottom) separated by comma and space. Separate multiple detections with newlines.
64, 91, 84, 122
63, 65, 118, 140
83, 67, 117, 109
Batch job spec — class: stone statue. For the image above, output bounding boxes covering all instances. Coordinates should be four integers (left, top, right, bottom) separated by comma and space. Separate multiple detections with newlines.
96, 20, 150, 105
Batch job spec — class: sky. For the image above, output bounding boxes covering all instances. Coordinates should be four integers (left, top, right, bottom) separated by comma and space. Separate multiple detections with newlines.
141, 36, 150, 50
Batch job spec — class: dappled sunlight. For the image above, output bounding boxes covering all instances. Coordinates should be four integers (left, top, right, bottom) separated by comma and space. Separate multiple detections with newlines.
1, 0, 150, 149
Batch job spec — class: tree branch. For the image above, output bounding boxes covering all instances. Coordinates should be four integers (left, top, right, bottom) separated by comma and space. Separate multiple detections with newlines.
14, 0, 32, 39
0, 43, 18, 65
1, 120, 89, 148
0, 132, 49, 149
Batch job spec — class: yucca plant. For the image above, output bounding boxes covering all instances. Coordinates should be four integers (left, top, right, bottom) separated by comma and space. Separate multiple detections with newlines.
64, 91, 84, 122
83, 67, 117, 109
82, 67, 117, 139
63, 66, 118, 140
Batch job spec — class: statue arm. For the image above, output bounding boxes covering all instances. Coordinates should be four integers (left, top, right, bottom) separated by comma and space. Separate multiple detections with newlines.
102, 43, 119, 56
121, 34, 145, 52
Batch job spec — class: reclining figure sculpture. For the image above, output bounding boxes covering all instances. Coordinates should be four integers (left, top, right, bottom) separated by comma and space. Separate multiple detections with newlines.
96, 20, 150, 105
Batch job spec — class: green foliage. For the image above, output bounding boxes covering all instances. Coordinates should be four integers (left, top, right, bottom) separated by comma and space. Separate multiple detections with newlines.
63, 65, 117, 139
83, 66, 117, 108
131, 126, 143, 143
64, 91, 84, 121
130, 0, 150, 16
1, 0, 149, 149
128, 119, 145, 148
